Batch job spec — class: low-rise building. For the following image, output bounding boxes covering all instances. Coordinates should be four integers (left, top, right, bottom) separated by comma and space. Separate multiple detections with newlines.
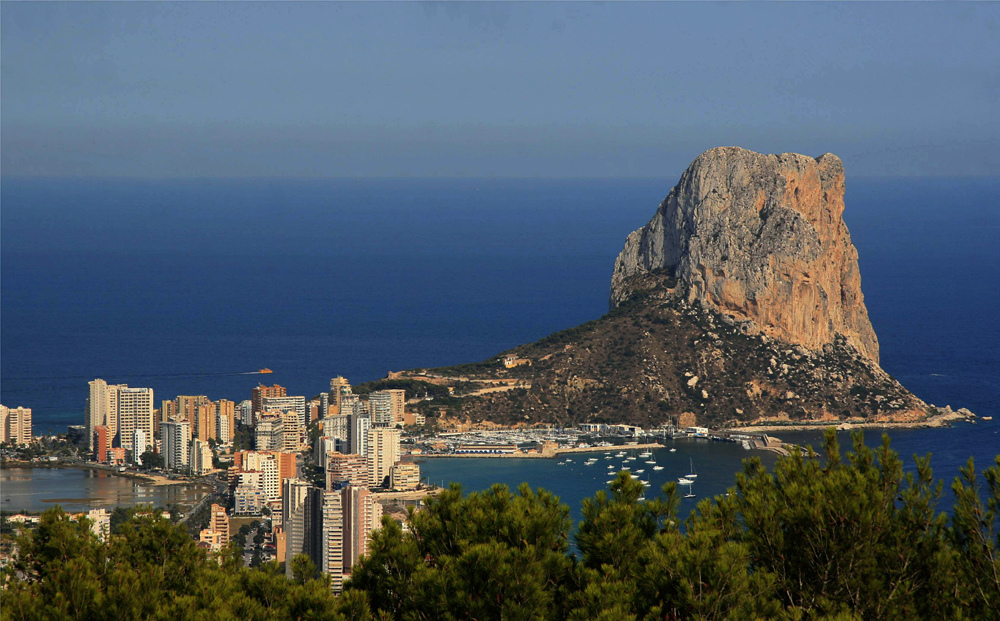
390, 463, 421, 490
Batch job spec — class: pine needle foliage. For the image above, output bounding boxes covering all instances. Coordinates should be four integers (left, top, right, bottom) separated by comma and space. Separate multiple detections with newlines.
3, 430, 998, 620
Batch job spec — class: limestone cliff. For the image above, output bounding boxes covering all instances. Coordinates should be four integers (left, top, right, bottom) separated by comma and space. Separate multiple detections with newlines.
611, 147, 880, 363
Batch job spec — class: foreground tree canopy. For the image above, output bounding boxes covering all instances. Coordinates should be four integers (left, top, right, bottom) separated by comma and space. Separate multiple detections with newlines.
3, 430, 999, 620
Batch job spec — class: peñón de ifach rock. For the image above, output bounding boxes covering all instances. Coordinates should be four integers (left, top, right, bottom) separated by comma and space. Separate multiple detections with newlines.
393, 147, 941, 428
611, 147, 879, 363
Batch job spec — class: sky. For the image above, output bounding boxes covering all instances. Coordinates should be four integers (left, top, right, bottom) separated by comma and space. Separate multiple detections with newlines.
2, 2, 998, 178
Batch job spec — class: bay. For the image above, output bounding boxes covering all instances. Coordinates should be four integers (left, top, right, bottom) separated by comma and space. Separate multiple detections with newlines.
1, 176, 998, 514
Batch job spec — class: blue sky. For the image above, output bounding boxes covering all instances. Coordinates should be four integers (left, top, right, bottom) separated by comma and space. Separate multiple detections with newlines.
2, 2, 998, 178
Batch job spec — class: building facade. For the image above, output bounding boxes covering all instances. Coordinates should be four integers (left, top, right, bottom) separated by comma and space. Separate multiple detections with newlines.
160, 420, 191, 471
0, 405, 32, 446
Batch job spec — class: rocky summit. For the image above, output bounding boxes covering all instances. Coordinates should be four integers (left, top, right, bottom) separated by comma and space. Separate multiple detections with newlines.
611, 147, 879, 362
397, 148, 937, 428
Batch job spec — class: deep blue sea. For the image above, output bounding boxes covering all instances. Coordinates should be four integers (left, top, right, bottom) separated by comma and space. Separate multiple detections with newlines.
3, 176, 998, 508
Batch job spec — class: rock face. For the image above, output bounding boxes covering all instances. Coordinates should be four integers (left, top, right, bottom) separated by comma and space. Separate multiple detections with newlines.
611, 147, 880, 363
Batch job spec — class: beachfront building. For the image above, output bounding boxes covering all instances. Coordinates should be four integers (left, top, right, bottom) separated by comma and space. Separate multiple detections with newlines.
86, 379, 121, 449
390, 463, 421, 490
117, 387, 154, 455
0, 405, 33, 446
367, 427, 401, 487
161, 420, 191, 471
92, 425, 110, 463
189, 438, 213, 475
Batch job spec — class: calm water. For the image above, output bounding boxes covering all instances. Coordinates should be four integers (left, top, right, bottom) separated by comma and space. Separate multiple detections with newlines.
0, 467, 209, 513
420, 421, 1000, 525
2, 176, 998, 509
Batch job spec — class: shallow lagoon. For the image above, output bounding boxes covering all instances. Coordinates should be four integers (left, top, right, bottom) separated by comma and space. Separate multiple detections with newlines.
0, 467, 209, 513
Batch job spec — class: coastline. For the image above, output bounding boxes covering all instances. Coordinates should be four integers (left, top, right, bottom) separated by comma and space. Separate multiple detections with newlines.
0, 460, 189, 487
415, 442, 665, 459
725, 413, 968, 435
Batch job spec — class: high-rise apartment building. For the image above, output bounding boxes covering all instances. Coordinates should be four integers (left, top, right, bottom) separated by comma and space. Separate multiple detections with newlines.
282, 478, 315, 579
328, 377, 350, 416
319, 490, 345, 592
117, 387, 154, 454
280, 478, 382, 593
279, 411, 301, 451
343, 486, 383, 571
87, 379, 121, 449
217, 399, 235, 440
92, 425, 109, 463
370, 389, 405, 427
160, 421, 191, 471
322, 414, 351, 447
176, 395, 210, 424
0, 405, 32, 446
159, 399, 178, 435
217, 409, 231, 444
262, 395, 306, 431
349, 410, 371, 456
236, 450, 296, 501
133, 430, 147, 462
194, 403, 216, 441
367, 427, 401, 487
208, 503, 229, 546
326, 452, 369, 489
237, 400, 254, 426
190, 438, 213, 475
255, 415, 282, 451
252, 384, 286, 416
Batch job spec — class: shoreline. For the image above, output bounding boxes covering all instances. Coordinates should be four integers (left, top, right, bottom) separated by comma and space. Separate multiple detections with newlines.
725, 414, 969, 435
0, 460, 192, 487
415, 442, 664, 459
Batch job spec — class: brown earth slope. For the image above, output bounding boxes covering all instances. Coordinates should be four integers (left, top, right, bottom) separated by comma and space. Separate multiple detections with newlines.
401, 273, 927, 429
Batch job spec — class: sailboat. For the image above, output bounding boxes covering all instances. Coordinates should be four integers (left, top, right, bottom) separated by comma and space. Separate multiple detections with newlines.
677, 477, 695, 498
685, 459, 697, 479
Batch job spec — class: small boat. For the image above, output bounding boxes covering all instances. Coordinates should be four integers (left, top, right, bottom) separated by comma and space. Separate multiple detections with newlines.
685, 459, 697, 479
669, 448, 677, 453
635, 469, 645, 474
637, 496, 646, 501
653, 466, 664, 471
621, 467, 631, 471
677, 478, 693, 485
645, 460, 656, 464
259, 368, 273, 374
639, 451, 652, 458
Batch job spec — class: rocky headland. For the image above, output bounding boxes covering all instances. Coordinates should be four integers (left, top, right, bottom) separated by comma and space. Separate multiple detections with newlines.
395, 147, 962, 430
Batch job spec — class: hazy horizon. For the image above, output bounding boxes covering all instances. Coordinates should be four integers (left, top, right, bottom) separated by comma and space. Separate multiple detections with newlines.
3, 2, 998, 179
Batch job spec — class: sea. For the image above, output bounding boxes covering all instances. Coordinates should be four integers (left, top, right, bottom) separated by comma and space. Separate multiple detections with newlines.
2, 175, 998, 515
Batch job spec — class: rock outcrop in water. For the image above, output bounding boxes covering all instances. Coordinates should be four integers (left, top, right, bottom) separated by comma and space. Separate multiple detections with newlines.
611, 147, 879, 363
393, 147, 941, 428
